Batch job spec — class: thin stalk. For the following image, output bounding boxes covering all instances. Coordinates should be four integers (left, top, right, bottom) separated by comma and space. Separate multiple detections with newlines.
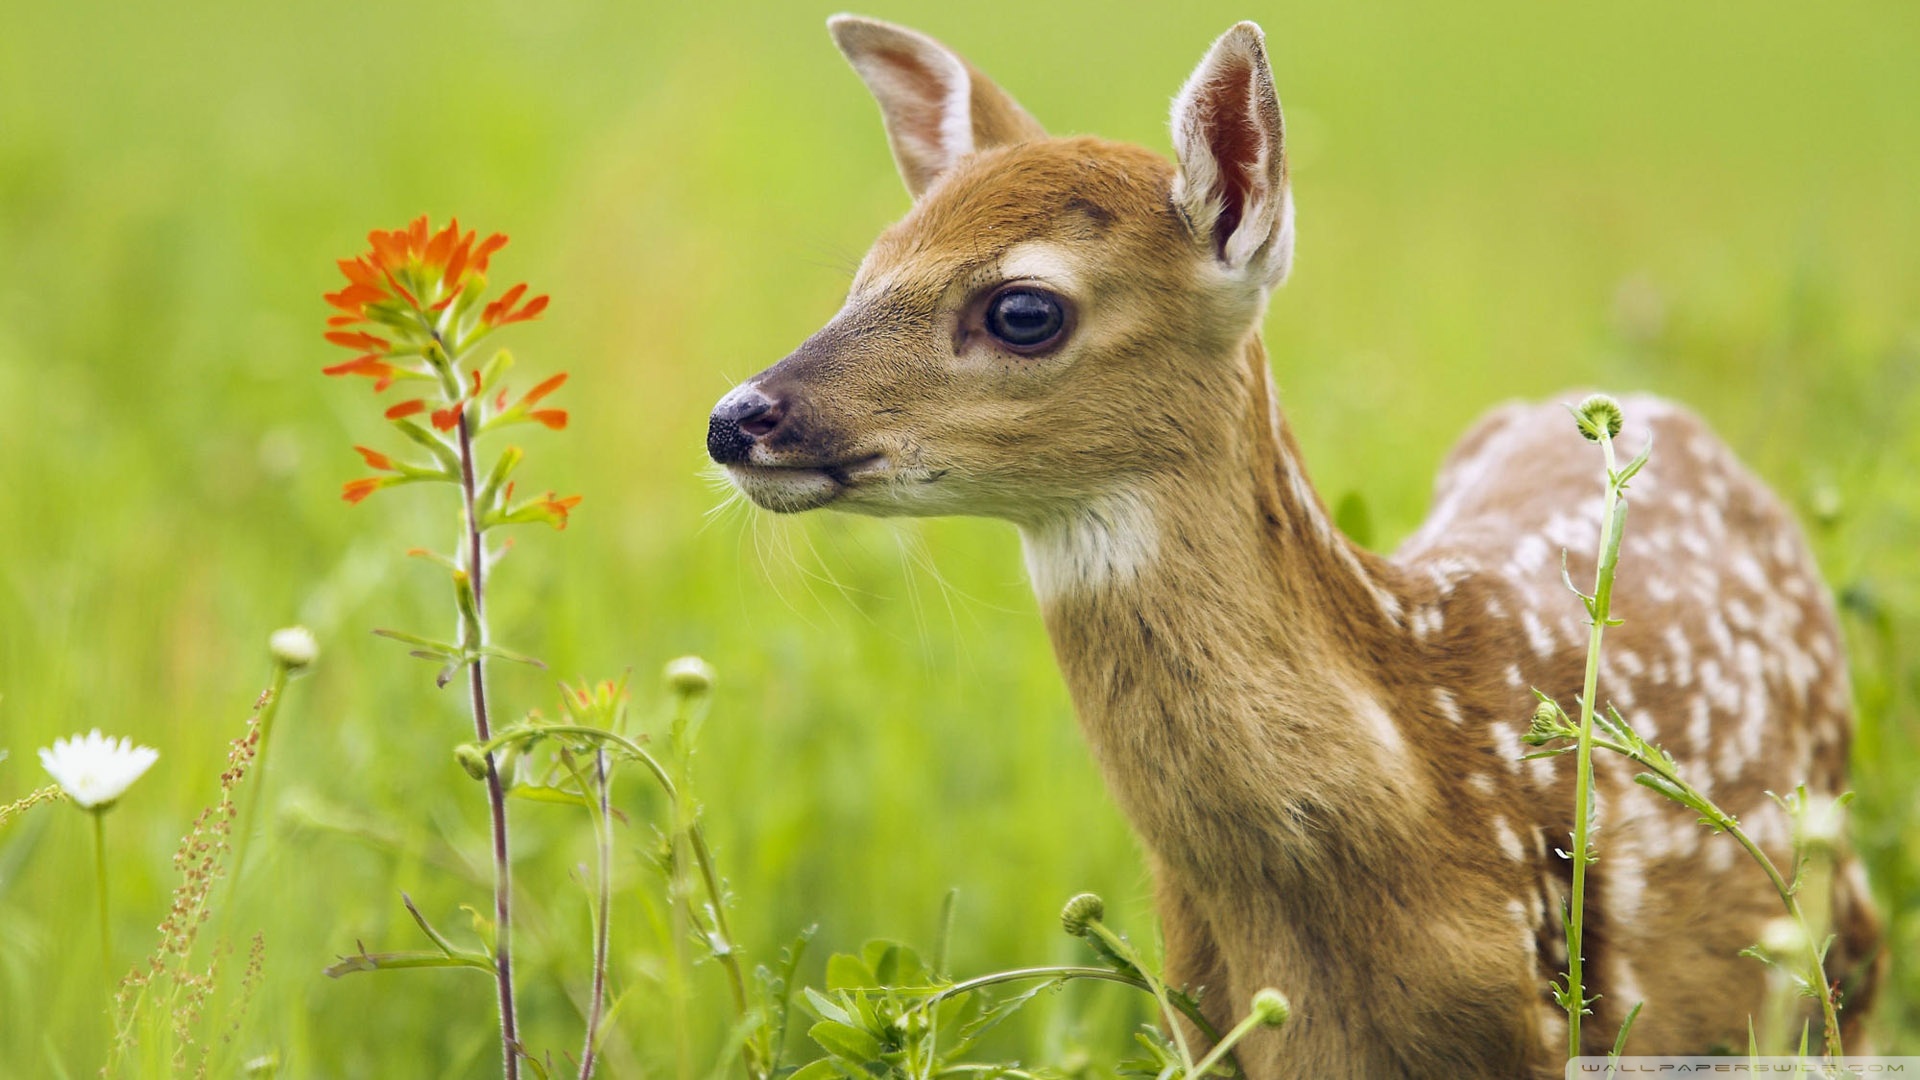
910, 963, 1229, 1066
93, 809, 111, 993
578, 751, 613, 1080
1087, 921, 1194, 1070
228, 664, 292, 895
457, 405, 521, 1080
1565, 429, 1621, 1057
1188, 1009, 1270, 1080
480, 721, 758, 1066
1589, 734, 1844, 1058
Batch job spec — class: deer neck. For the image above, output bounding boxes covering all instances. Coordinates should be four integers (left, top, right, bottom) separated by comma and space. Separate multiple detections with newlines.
1018, 333, 1427, 889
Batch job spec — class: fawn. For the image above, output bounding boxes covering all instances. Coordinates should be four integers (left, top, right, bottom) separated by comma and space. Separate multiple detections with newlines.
706, 16, 1881, 1076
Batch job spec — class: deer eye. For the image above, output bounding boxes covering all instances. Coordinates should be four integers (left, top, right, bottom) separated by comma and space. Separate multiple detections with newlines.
985, 288, 1066, 351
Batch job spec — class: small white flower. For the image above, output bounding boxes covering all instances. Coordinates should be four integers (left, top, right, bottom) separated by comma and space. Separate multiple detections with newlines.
38, 730, 159, 809
268, 625, 319, 670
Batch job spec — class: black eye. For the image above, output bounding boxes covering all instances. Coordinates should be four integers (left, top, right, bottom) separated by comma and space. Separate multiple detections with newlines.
985, 288, 1066, 351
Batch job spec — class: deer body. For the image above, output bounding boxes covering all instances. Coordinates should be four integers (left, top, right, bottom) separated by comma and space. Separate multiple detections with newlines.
708, 17, 1879, 1076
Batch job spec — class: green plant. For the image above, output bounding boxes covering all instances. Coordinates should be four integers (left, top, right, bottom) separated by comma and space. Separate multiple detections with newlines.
105, 633, 309, 1077
1525, 395, 1851, 1061
317, 216, 575, 1078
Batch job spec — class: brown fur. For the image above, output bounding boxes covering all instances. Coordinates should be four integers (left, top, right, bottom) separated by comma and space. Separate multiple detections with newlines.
713, 18, 1881, 1077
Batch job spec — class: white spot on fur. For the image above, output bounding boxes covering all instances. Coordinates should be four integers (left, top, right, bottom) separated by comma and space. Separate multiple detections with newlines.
1022, 492, 1158, 602
1493, 817, 1526, 862
998, 243, 1084, 297
1521, 610, 1556, 658
1432, 687, 1464, 725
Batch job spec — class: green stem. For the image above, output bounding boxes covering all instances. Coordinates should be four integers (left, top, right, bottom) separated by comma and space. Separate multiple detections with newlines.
229, 664, 292, 890
1590, 736, 1843, 1059
454, 387, 520, 1080
573, 752, 614, 1080
93, 809, 111, 995
486, 719, 759, 1067
1189, 1011, 1268, 1079
911, 965, 1224, 1044
1087, 921, 1195, 1071
1565, 431, 1621, 1057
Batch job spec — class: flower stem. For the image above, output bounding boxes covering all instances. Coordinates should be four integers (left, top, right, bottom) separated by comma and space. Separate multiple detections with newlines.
457, 407, 520, 1080
93, 808, 111, 994
1565, 429, 1620, 1057
229, 664, 292, 893
578, 750, 612, 1080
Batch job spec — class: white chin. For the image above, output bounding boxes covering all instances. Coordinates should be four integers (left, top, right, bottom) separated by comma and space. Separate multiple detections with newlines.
726, 464, 845, 513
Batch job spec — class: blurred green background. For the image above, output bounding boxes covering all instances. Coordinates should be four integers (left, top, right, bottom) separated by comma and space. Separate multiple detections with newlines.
2, 0, 1916, 1073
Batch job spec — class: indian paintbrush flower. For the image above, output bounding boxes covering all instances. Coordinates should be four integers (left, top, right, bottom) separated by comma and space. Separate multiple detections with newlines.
323, 215, 578, 522
322, 216, 580, 1080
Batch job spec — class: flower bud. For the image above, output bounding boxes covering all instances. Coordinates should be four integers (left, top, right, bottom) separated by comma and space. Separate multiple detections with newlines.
1060, 892, 1106, 937
1575, 394, 1624, 442
1251, 988, 1291, 1028
453, 743, 490, 781
1796, 794, 1845, 853
1523, 698, 1571, 746
665, 656, 714, 696
269, 626, 319, 670
1758, 916, 1807, 961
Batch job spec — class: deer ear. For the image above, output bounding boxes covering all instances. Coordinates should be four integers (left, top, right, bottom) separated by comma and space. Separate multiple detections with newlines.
828, 14, 1047, 199
1171, 22, 1293, 285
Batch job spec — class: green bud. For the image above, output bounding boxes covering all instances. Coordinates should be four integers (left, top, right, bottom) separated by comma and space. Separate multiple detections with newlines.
1251, 988, 1291, 1027
1757, 916, 1806, 960
1523, 698, 1571, 746
1574, 394, 1624, 442
453, 743, 489, 781
1795, 794, 1845, 852
1060, 892, 1106, 937
268, 626, 319, 670
665, 656, 714, 696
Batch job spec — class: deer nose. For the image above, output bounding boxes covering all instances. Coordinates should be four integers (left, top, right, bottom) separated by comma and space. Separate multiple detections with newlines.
707, 385, 788, 464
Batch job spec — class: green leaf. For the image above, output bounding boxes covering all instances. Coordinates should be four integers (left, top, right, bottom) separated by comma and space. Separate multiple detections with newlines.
807, 1020, 882, 1064
1615, 437, 1653, 489
479, 643, 547, 668
786, 1062, 843, 1080
827, 952, 878, 991
322, 949, 494, 977
803, 987, 855, 1028
371, 628, 461, 658
1610, 1001, 1643, 1061
506, 785, 594, 810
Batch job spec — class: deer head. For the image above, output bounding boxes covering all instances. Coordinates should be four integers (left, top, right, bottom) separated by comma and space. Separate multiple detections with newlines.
707, 17, 1295, 529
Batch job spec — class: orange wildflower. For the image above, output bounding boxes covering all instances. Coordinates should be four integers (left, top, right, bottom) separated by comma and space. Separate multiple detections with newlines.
342, 478, 385, 505
538, 493, 583, 530
353, 446, 396, 471
323, 355, 403, 391
385, 400, 427, 421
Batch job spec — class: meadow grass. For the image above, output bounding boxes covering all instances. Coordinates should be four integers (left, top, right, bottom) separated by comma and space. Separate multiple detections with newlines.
0, 1, 1916, 1073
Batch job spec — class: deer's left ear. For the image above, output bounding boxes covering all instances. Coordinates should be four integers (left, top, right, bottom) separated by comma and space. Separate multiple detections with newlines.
1171, 22, 1294, 286
828, 14, 1047, 200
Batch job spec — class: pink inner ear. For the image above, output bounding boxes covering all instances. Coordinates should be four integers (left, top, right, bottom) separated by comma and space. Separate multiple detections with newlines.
1198, 56, 1259, 260
874, 46, 954, 163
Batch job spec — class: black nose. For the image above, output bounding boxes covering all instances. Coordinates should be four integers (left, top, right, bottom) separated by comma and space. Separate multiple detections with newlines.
707, 385, 787, 465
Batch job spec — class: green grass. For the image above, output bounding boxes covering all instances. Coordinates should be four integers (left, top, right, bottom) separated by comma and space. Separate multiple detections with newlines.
0, 0, 1916, 1073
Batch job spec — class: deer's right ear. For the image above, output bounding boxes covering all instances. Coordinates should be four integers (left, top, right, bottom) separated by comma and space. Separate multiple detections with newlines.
1171, 22, 1294, 286
828, 14, 1046, 199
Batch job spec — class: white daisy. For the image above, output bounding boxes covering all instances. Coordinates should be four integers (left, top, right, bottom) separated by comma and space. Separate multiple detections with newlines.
38, 730, 159, 809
